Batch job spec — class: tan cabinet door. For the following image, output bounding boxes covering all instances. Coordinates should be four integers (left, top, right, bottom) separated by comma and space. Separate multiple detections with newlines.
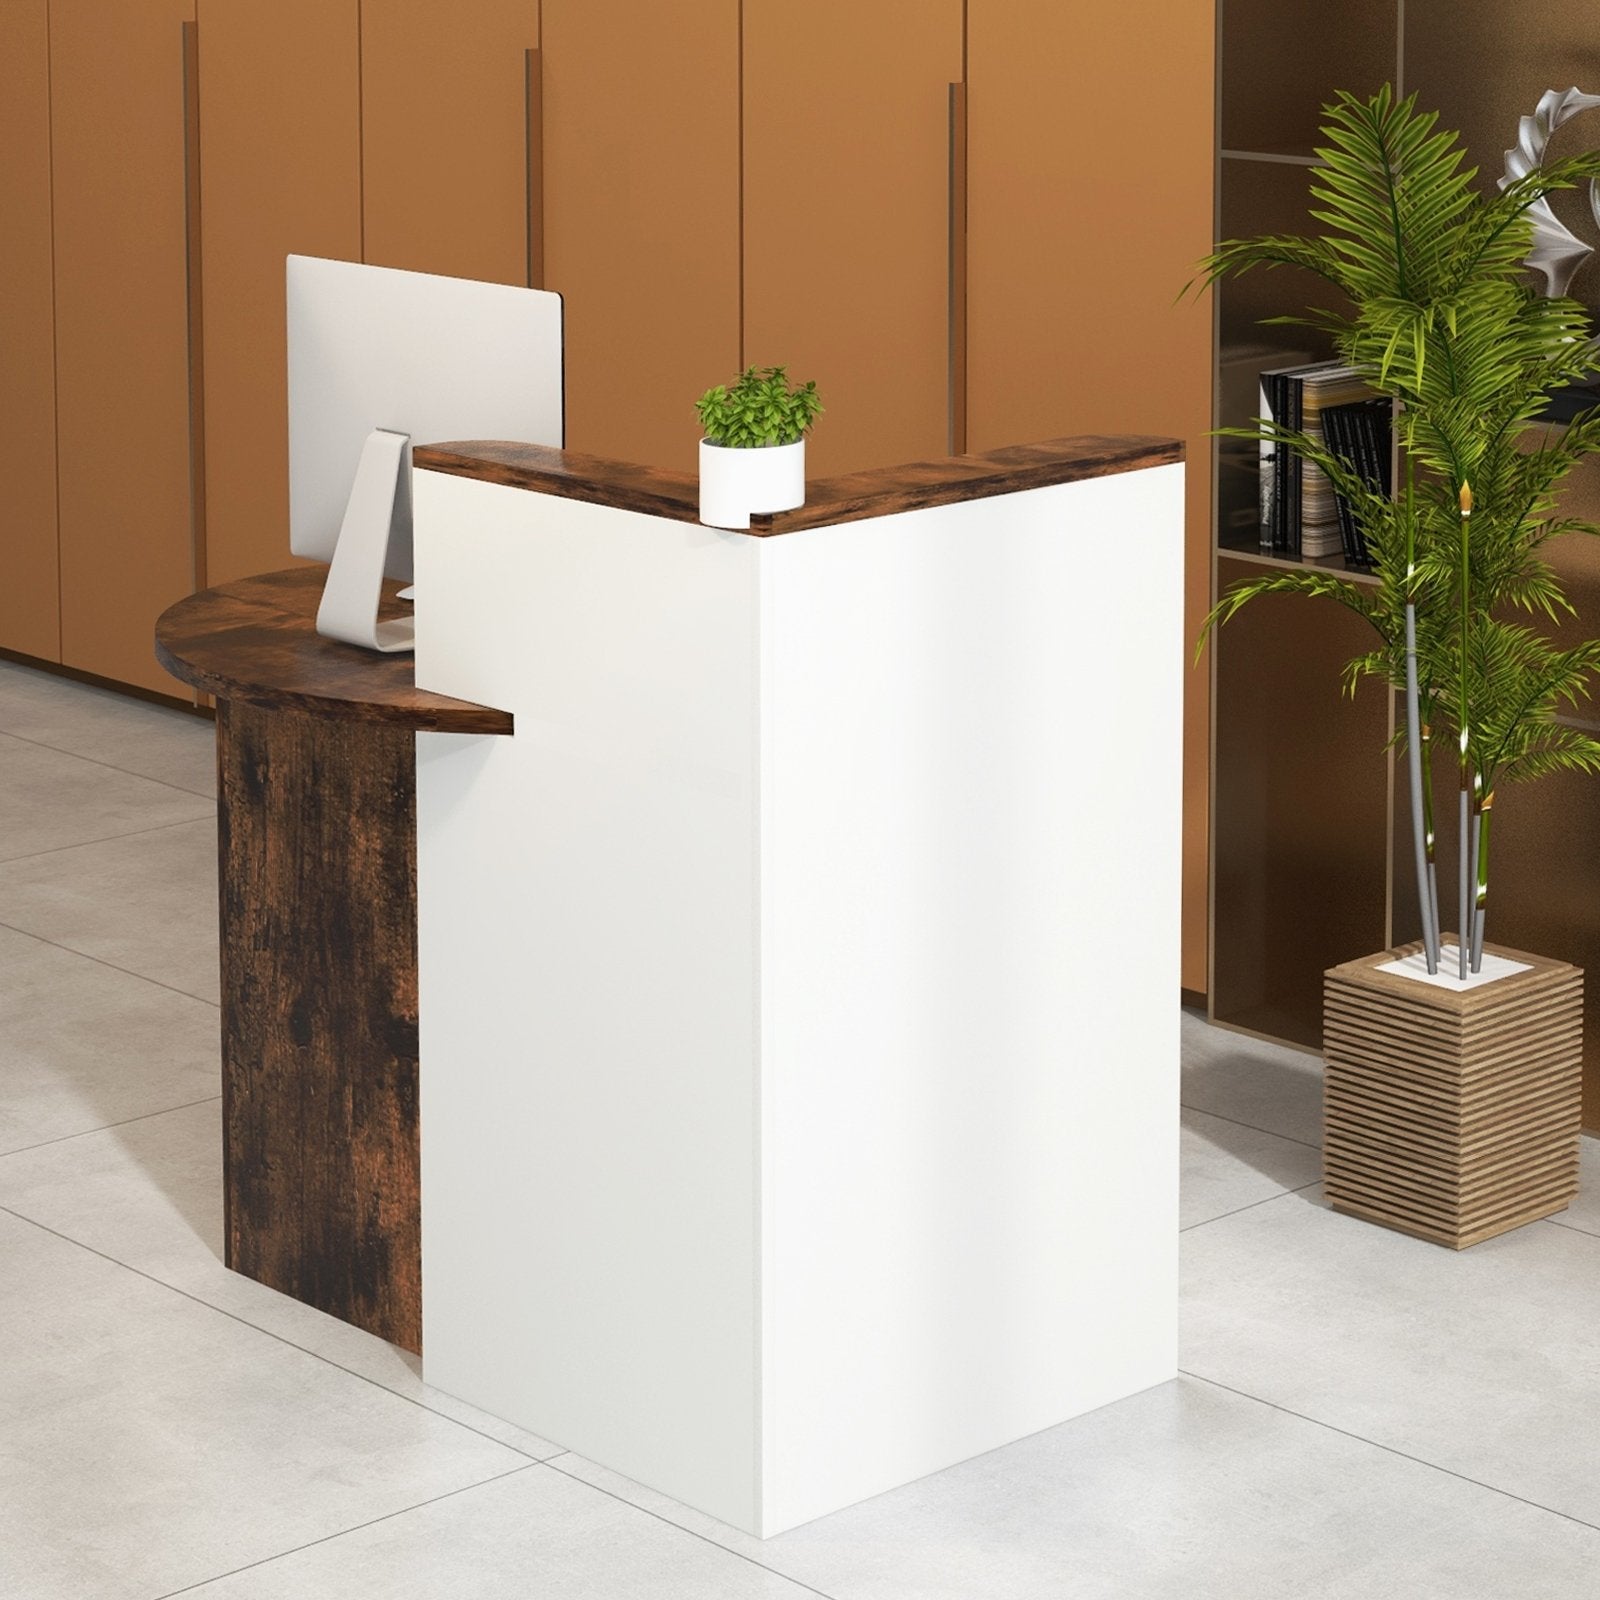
51, 0, 197, 695
744, 2, 962, 477
196, 0, 361, 590
542, 0, 740, 471
361, 0, 540, 287
0, 0, 59, 663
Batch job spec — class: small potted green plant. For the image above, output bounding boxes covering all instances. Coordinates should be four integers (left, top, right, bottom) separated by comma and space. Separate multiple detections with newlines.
695, 364, 823, 529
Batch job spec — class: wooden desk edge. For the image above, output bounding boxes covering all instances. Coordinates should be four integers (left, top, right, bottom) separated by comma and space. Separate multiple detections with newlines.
414, 434, 1184, 533
155, 573, 514, 735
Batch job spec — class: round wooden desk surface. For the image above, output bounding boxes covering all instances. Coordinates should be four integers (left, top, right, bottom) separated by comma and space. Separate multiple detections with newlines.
155, 566, 512, 734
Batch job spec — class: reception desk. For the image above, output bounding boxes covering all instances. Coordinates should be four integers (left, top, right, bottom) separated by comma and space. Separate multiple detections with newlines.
408, 435, 1185, 1534
158, 436, 1182, 1532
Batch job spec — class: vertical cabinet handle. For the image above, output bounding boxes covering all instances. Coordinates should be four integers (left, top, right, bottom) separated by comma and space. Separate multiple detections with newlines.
526, 47, 544, 289
182, 19, 207, 594
948, 81, 968, 457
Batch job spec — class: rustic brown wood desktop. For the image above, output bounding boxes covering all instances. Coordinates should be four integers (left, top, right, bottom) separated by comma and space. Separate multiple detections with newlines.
155, 567, 512, 1354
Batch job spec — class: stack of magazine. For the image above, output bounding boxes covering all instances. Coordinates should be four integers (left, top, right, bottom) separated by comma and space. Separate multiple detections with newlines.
1258, 358, 1392, 568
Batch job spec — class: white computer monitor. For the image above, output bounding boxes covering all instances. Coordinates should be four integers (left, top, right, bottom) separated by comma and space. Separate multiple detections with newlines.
286, 254, 563, 652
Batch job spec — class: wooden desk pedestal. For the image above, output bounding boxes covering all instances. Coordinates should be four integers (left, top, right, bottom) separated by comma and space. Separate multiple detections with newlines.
157, 568, 511, 1354
217, 699, 421, 1349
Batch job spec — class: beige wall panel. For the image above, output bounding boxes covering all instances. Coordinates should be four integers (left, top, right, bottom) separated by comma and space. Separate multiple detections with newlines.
743, 2, 962, 476
0, 0, 60, 662
362, 0, 539, 286
541, 0, 740, 471
198, 0, 361, 588
968, 0, 1215, 993
51, 0, 196, 695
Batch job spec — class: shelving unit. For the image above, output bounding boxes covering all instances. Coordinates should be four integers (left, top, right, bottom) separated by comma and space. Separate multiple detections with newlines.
1210, 1, 1600, 1121
1208, 2, 1400, 1046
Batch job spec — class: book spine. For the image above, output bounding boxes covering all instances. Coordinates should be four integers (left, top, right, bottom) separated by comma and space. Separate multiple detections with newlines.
1345, 404, 1370, 569
1272, 372, 1289, 552
1259, 374, 1277, 553
1353, 401, 1389, 568
1286, 373, 1304, 557
1323, 405, 1362, 568
1347, 407, 1373, 571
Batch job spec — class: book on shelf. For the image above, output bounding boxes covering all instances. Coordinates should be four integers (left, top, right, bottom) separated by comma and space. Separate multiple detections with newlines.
1257, 359, 1382, 562
1218, 342, 1292, 543
1321, 397, 1392, 570
1256, 358, 1303, 555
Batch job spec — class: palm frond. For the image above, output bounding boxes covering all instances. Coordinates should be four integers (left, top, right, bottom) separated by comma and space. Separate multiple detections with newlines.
1198, 83, 1600, 877
1198, 568, 1383, 662
1499, 725, 1600, 785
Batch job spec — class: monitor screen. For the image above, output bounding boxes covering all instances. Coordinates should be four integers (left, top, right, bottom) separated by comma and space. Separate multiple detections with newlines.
286, 255, 564, 581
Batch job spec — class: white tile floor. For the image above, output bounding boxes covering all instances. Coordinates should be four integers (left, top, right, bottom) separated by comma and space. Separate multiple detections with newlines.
3, 656, 1599, 1599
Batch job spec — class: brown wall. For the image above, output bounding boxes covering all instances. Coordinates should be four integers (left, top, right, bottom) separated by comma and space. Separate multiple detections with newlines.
0, 0, 60, 664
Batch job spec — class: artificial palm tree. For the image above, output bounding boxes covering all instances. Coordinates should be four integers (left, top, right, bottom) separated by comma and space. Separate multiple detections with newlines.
1198, 86, 1600, 976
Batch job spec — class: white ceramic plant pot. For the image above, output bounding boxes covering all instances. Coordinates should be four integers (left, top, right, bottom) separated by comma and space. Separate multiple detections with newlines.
698, 438, 806, 530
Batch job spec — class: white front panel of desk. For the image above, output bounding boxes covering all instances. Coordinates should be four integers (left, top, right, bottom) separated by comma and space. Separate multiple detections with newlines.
412, 463, 1183, 1537
413, 476, 763, 1532
757, 466, 1183, 1532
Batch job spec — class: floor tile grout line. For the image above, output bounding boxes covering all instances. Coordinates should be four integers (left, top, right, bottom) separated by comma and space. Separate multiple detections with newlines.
1540, 1215, 1600, 1243
1181, 1101, 1323, 1151
1181, 1370, 1600, 1537
540, 1455, 843, 1600
1179, 1179, 1321, 1233
0, 917, 221, 1008
0, 814, 214, 871
0, 1202, 554, 1465
0, 1093, 222, 1161
0, 723, 216, 801
149, 1462, 541, 1598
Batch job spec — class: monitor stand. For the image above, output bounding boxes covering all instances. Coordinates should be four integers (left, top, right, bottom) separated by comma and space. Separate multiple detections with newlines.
316, 428, 416, 654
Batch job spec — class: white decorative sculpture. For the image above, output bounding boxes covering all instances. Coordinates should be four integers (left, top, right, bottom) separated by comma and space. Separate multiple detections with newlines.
1501, 87, 1600, 298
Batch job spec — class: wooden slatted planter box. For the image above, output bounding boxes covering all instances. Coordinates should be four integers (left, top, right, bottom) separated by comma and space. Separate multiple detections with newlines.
1323, 940, 1583, 1249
